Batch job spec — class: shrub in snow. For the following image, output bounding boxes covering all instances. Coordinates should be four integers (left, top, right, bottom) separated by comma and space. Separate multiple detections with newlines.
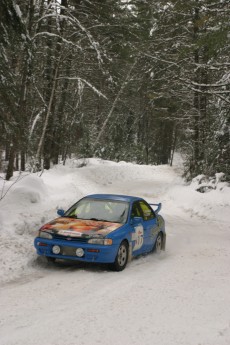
192, 173, 227, 193
65, 158, 89, 168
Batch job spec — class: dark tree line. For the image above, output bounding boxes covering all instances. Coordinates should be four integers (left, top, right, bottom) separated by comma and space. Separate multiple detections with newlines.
0, 0, 229, 181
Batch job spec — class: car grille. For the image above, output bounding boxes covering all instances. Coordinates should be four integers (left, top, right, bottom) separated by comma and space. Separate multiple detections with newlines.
62, 246, 78, 256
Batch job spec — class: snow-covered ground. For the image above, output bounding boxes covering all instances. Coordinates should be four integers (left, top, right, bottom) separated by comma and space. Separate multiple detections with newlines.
0, 157, 230, 345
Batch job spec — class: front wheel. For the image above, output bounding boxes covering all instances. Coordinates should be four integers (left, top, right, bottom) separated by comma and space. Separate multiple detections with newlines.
109, 241, 128, 271
154, 233, 162, 254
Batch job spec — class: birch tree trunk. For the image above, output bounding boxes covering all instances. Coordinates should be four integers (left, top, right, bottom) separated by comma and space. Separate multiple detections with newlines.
35, 65, 59, 169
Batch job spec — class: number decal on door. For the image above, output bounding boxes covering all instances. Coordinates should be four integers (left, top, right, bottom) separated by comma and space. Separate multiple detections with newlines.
132, 225, 144, 251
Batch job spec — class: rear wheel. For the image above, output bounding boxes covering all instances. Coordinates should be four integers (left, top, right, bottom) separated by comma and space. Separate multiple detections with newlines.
154, 233, 162, 254
110, 241, 128, 271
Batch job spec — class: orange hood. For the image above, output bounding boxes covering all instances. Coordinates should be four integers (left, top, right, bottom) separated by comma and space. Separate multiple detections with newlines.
40, 217, 122, 238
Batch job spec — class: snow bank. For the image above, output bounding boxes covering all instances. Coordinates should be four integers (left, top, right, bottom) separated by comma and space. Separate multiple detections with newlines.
0, 174, 47, 234
168, 174, 230, 223
0, 175, 50, 283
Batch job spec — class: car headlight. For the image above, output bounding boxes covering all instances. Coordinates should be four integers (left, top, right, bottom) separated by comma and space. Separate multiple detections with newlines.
88, 238, 113, 245
39, 231, 53, 239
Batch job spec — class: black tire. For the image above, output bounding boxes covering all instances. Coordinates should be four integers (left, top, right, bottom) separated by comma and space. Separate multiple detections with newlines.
154, 233, 162, 254
109, 241, 128, 271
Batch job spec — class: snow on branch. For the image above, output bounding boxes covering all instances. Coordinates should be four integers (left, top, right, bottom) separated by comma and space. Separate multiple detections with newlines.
143, 52, 182, 67
34, 11, 103, 63
66, 12, 103, 65
186, 86, 230, 104
29, 108, 46, 138
184, 80, 230, 88
181, 69, 230, 88
57, 77, 107, 99
32, 32, 81, 50
93, 59, 138, 148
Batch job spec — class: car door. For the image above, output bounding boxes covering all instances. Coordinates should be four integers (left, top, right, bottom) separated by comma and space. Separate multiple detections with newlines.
130, 201, 145, 256
138, 200, 159, 252
130, 200, 158, 255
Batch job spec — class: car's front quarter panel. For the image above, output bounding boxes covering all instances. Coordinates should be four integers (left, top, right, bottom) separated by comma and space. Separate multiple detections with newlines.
108, 223, 131, 244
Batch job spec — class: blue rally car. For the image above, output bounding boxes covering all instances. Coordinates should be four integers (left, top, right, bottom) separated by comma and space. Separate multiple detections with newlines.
34, 194, 166, 271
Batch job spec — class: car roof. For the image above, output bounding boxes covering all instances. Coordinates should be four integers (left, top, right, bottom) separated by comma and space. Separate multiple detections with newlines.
84, 194, 143, 203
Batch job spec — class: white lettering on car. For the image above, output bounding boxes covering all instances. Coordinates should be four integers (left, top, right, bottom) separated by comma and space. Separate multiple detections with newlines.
58, 230, 82, 237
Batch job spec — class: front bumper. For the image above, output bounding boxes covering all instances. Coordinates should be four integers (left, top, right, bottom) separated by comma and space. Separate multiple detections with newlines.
34, 237, 118, 263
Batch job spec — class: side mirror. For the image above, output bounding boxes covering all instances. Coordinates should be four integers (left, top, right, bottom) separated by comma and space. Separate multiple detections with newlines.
131, 216, 143, 225
57, 208, 65, 217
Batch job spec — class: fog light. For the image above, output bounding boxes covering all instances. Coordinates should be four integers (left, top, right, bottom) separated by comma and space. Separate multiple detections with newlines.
76, 248, 84, 257
52, 245, 61, 254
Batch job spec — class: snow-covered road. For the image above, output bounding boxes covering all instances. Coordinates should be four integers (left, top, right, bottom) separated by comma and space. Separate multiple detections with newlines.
0, 158, 229, 345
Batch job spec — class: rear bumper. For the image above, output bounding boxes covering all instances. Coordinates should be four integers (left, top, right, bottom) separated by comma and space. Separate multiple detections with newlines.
34, 237, 118, 263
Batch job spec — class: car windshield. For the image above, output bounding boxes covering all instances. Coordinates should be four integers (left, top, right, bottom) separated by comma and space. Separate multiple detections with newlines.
65, 198, 129, 224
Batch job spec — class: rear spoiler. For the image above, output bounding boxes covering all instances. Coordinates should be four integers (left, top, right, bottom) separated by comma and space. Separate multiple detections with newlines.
150, 203, 162, 214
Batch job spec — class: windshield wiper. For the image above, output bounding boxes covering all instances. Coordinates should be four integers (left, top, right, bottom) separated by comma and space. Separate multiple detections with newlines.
65, 215, 78, 219
89, 218, 110, 222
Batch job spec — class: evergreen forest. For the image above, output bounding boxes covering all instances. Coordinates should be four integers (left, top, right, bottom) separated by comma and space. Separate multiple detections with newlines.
0, 0, 229, 181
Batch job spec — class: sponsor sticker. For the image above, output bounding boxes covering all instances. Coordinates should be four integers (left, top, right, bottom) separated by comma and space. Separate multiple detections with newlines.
132, 225, 144, 251
58, 230, 82, 237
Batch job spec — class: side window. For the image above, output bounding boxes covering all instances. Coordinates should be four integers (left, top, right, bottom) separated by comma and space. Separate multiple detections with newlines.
131, 202, 142, 218
138, 201, 155, 221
